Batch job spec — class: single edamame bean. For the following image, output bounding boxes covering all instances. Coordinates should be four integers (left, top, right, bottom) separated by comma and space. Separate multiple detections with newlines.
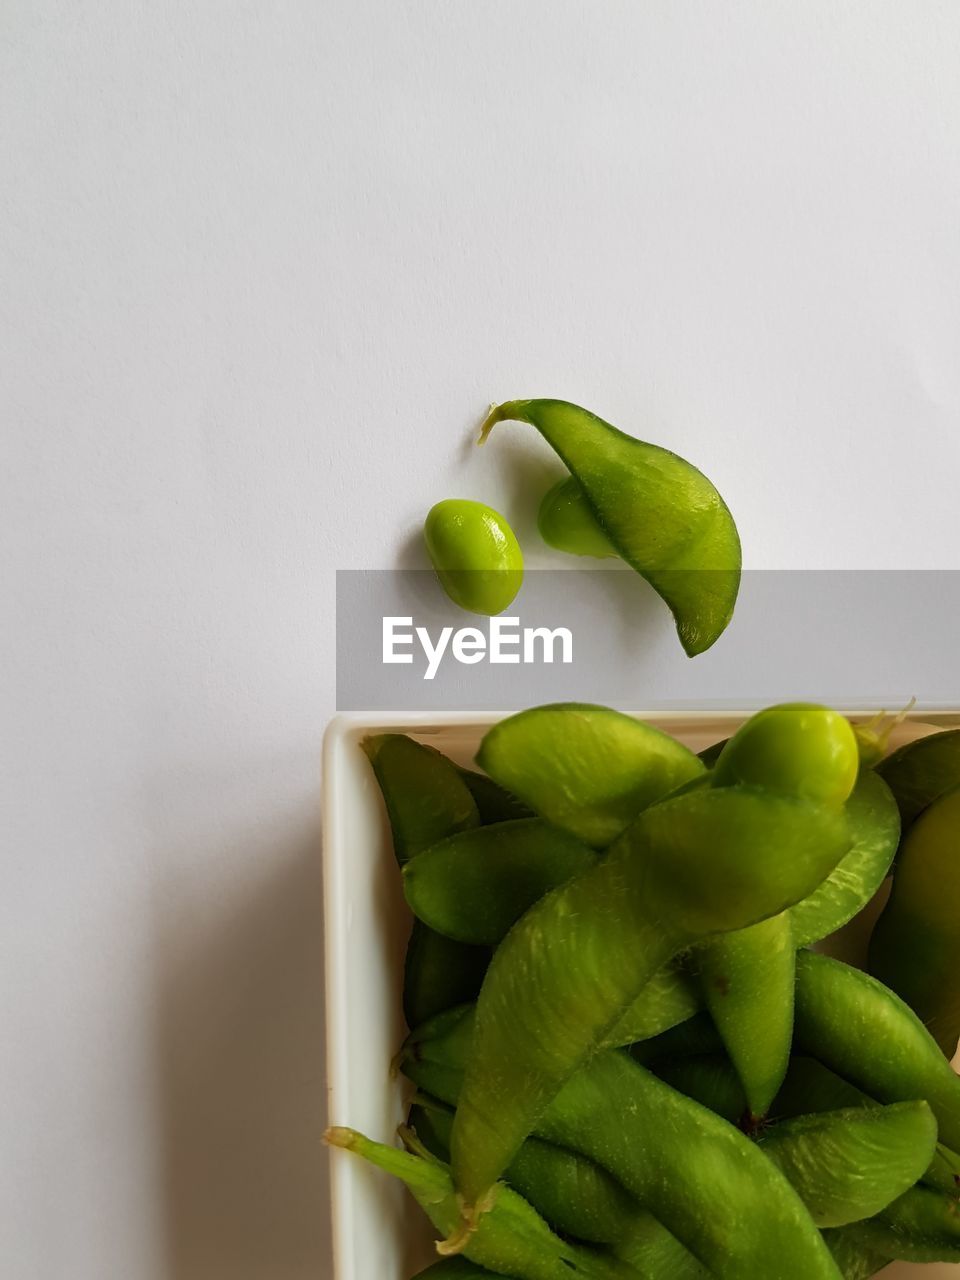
402, 819, 597, 946
423, 499, 523, 616
324, 1128, 637, 1279
877, 726, 960, 828
793, 951, 960, 1153
475, 703, 705, 847
362, 734, 488, 1027
448, 785, 850, 1225
479, 399, 741, 656
537, 476, 617, 559
869, 785, 960, 1058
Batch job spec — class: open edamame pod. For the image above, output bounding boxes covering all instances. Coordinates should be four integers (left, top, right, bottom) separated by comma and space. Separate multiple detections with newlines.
877, 726, 960, 828
363, 734, 489, 1027
475, 703, 705, 847
479, 399, 741, 656
869, 785, 960, 1058
756, 1102, 938, 1228
794, 951, 960, 1153
449, 785, 850, 1224
402, 819, 597, 946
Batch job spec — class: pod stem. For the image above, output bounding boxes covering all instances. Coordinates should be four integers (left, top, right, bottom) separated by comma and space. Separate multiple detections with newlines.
435, 1187, 496, 1257
478, 400, 530, 445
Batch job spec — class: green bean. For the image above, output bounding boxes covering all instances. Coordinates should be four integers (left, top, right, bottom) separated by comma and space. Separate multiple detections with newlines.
363, 734, 487, 1027
877, 725, 960, 828
325, 1128, 636, 1279
450, 786, 849, 1219
475, 703, 705, 847
757, 1102, 937, 1227
480, 399, 741, 655
402, 819, 597, 946
869, 785, 960, 1058
793, 951, 960, 1152
423, 499, 523, 616
537, 476, 618, 559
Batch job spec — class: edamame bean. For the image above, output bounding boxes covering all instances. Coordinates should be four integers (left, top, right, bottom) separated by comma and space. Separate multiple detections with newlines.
324, 1128, 636, 1279
475, 703, 705, 847
756, 1102, 938, 1228
424, 499, 523, 616
479, 399, 741, 656
537, 476, 617, 559
877, 726, 960, 828
448, 785, 849, 1226
869, 785, 960, 1058
402, 819, 597, 946
793, 951, 960, 1153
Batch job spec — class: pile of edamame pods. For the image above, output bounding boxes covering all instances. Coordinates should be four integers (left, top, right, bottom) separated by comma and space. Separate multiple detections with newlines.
327, 703, 960, 1279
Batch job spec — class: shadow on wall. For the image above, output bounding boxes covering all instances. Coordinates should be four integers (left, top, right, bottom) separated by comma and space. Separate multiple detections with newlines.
154, 817, 330, 1280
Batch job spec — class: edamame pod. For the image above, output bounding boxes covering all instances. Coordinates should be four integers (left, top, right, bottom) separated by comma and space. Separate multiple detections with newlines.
325, 1128, 636, 1279
822, 1227, 890, 1280
413, 1262, 503, 1279
456, 768, 533, 824
601, 961, 701, 1047
363, 734, 488, 1027
651, 1053, 747, 1124
869, 786, 960, 1058
402, 819, 597, 946
475, 703, 705, 847
696, 704, 861, 1117
423, 499, 523, 616
480, 399, 741, 655
877, 726, 960, 827
450, 785, 850, 1222
793, 951, 960, 1153
406, 1030, 843, 1278
757, 1102, 938, 1228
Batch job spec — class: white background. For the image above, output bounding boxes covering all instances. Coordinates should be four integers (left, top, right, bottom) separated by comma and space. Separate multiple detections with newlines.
3, 3, 960, 1277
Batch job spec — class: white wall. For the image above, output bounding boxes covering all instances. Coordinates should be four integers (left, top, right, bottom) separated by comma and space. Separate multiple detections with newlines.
2, 3, 959, 1276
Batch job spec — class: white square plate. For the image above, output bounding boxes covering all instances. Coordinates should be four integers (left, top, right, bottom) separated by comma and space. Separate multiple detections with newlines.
323, 708, 960, 1280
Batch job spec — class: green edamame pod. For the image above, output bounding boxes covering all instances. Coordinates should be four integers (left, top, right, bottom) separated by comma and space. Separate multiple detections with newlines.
480, 399, 741, 656
363, 735, 488, 1027
402, 819, 597, 946
694, 911, 796, 1120
456, 768, 533, 824
475, 703, 705, 847
601, 961, 701, 1047
325, 1128, 636, 1280
869, 786, 960, 1058
757, 1102, 938, 1228
405, 1028, 843, 1278
423, 499, 523, 616
794, 951, 960, 1153
842, 1184, 960, 1263
363, 734, 480, 863
822, 1227, 890, 1280
877, 726, 960, 827
696, 704, 861, 1118
450, 786, 850, 1220
537, 476, 618, 559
